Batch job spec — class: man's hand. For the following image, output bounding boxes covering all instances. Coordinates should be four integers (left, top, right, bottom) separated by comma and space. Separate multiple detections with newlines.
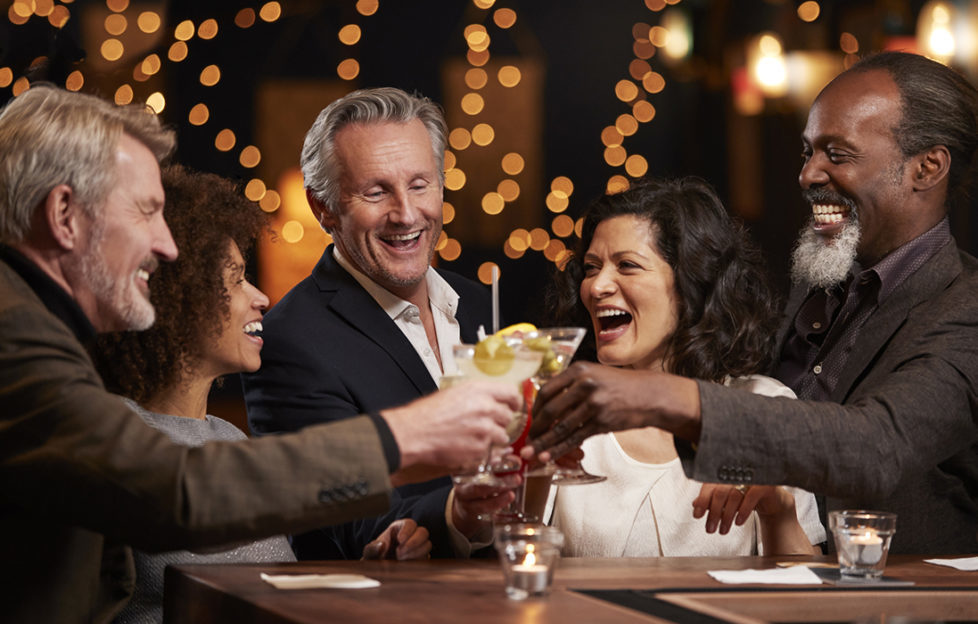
451, 469, 520, 538
361, 518, 431, 560
522, 362, 702, 461
383, 381, 519, 475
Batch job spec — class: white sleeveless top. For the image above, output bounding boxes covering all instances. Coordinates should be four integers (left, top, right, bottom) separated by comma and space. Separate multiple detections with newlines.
548, 375, 826, 557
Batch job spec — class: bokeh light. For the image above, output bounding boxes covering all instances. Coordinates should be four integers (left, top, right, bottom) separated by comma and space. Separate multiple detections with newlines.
146, 92, 165, 114
551, 214, 575, 238
104, 14, 127, 35
245, 178, 267, 201
449, 128, 472, 150
188, 103, 209, 126
198, 18, 219, 40
337, 58, 360, 80
493, 8, 516, 28
215, 128, 236, 151
100, 39, 124, 62
481, 192, 505, 215
356, 0, 379, 16
174, 20, 195, 41
235, 8, 256, 28
259, 1, 282, 22
797, 1, 820, 22
114, 84, 133, 105
64, 70, 84, 91
168, 41, 188, 62
498, 65, 521, 87
501, 152, 524, 175
282, 220, 304, 243
497, 179, 520, 201
461, 92, 484, 115
138, 11, 160, 33
339, 24, 361, 45
471, 123, 495, 146
240, 145, 262, 168
465, 68, 488, 89
200, 65, 221, 86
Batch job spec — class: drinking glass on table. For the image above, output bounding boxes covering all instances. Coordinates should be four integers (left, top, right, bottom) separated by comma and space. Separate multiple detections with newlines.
444, 341, 543, 519
523, 327, 607, 485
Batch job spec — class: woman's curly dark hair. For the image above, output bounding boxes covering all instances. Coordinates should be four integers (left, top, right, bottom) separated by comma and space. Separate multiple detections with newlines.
545, 176, 782, 382
92, 164, 268, 403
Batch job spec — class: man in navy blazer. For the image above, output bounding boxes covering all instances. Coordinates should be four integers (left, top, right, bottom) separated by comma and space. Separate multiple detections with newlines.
529, 52, 978, 554
243, 88, 513, 559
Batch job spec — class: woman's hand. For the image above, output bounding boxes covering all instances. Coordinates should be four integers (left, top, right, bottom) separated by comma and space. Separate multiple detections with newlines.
692, 483, 817, 555
361, 518, 432, 560
691, 483, 787, 534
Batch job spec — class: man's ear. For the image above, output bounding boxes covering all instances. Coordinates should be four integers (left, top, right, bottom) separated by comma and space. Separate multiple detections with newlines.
912, 145, 951, 192
43, 184, 86, 251
306, 189, 336, 232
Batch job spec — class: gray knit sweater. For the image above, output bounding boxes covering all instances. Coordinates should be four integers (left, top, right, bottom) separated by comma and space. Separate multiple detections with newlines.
114, 398, 296, 624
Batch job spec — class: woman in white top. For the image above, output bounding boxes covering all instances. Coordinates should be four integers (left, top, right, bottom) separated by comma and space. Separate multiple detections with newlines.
542, 177, 824, 557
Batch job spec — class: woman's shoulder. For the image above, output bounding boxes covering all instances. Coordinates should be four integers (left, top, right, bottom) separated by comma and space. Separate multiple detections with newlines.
723, 374, 797, 399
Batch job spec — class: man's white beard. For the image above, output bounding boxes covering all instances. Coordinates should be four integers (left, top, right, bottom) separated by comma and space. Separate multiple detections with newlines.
790, 218, 861, 288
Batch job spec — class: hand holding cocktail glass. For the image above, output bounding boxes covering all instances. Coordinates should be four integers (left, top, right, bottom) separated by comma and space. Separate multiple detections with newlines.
523, 362, 701, 462
443, 339, 542, 521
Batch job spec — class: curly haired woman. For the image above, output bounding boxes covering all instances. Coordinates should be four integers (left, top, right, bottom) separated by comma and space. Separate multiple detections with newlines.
94, 165, 429, 623
543, 177, 824, 557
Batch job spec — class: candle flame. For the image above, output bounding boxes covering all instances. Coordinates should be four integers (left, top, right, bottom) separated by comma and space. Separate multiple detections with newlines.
523, 551, 537, 566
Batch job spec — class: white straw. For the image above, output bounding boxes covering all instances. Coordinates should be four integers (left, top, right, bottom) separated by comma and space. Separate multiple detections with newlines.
491, 265, 499, 334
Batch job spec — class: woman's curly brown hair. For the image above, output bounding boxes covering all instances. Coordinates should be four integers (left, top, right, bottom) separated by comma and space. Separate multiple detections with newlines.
92, 164, 268, 403
545, 176, 782, 382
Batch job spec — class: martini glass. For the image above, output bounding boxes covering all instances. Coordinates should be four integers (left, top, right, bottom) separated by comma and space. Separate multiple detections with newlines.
524, 327, 607, 485
447, 342, 543, 495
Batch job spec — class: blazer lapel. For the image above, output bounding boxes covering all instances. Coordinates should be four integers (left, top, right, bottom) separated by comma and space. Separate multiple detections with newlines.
831, 241, 962, 403
312, 247, 439, 394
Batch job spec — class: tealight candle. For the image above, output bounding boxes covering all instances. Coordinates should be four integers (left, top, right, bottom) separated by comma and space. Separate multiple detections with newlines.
511, 560, 549, 593
849, 530, 883, 565
829, 510, 896, 580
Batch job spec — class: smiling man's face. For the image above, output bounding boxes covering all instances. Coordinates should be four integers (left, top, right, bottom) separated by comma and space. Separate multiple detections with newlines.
321, 118, 443, 300
794, 69, 915, 285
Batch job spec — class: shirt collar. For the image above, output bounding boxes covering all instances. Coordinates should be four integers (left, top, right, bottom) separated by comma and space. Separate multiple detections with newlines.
332, 246, 458, 320
0, 243, 97, 343
854, 217, 951, 303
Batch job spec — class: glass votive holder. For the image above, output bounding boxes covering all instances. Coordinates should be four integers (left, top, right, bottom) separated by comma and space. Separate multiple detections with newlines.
493, 523, 564, 600
829, 510, 897, 580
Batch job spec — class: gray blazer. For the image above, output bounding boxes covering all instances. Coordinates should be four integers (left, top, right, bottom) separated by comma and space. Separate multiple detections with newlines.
0, 258, 393, 622
684, 241, 978, 554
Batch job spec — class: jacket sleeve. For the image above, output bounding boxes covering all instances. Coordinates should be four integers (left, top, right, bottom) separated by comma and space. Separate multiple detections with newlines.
684, 272, 978, 500
0, 300, 392, 552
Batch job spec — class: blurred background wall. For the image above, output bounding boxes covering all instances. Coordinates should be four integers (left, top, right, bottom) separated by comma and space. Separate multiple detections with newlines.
4, 0, 977, 424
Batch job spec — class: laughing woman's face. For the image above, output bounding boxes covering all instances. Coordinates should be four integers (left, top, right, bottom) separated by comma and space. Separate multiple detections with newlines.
580, 214, 679, 372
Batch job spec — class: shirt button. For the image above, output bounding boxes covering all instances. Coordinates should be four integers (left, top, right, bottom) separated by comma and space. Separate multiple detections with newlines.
813, 364, 822, 374
812, 322, 822, 329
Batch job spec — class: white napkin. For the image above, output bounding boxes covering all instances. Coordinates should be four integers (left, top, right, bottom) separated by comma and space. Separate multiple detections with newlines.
924, 556, 978, 571
708, 567, 822, 585
259, 572, 381, 589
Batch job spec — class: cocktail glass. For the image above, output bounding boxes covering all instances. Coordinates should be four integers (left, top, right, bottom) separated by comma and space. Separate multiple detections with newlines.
523, 327, 607, 485
447, 343, 543, 498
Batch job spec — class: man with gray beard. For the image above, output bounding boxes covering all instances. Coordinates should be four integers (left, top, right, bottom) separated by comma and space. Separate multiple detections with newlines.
529, 50, 978, 555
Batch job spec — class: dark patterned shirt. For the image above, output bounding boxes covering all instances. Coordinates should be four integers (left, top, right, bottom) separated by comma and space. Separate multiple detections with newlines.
777, 218, 951, 401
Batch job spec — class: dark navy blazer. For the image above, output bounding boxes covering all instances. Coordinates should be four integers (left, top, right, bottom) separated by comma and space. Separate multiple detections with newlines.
243, 245, 493, 559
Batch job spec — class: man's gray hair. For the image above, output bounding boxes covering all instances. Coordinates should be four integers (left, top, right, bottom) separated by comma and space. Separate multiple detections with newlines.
0, 84, 175, 244
300, 87, 447, 216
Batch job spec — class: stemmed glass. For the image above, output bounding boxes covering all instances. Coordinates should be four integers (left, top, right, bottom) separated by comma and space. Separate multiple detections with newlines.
524, 327, 607, 485
445, 342, 543, 506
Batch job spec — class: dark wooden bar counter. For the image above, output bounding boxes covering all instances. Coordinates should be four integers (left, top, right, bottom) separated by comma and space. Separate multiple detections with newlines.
165, 555, 978, 623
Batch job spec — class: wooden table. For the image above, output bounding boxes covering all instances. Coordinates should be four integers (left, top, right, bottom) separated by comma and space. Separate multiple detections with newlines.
165, 555, 978, 623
